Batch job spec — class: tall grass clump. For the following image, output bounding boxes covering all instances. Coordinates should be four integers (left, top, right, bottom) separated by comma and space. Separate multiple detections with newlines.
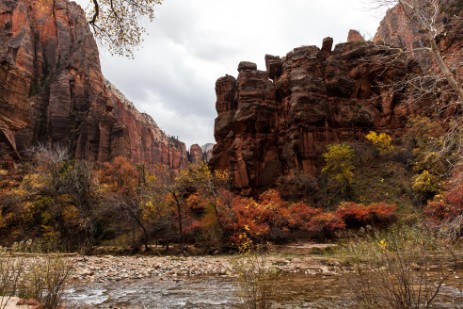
232, 242, 279, 309
0, 253, 24, 309
343, 224, 461, 308
18, 256, 71, 309
0, 248, 71, 309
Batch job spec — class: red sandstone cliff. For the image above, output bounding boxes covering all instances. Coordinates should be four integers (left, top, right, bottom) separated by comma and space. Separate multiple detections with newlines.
374, 0, 463, 73
210, 0, 463, 197
374, 0, 463, 92
0, 0, 187, 168
188, 143, 214, 164
210, 40, 414, 196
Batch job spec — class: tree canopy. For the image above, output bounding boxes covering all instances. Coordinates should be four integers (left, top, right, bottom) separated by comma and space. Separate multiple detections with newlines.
84, 0, 164, 57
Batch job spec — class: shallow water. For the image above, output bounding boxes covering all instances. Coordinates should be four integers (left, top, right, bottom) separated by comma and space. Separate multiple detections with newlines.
64, 274, 360, 309
65, 272, 463, 309
66, 277, 240, 308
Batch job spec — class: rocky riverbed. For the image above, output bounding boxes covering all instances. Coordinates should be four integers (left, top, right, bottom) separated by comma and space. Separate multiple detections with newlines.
69, 252, 341, 283
3, 243, 463, 308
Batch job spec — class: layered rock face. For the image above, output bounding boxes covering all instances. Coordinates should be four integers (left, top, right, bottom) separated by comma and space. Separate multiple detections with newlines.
0, 0, 186, 168
201, 143, 214, 162
210, 37, 418, 196
210, 0, 463, 196
374, 0, 463, 81
211, 0, 463, 196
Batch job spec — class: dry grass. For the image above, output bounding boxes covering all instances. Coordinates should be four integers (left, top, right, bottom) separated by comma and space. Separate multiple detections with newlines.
0, 253, 71, 309
232, 251, 279, 309
342, 224, 462, 308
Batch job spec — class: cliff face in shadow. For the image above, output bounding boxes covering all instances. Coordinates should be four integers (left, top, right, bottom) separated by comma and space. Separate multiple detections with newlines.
0, 0, 187, 168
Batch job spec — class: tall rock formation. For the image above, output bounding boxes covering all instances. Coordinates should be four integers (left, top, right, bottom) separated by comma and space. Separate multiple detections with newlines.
210, 38, 418, 196
188, 143, 215, 163
201, 143, 214, 162
189, 144, 204, 164
210, 0, 463, 197
0, 0, 187, 168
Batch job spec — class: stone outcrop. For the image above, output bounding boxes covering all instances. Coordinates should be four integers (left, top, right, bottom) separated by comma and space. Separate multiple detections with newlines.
201, 143, 214, 162
188, 143, 215, 163
189, 144, 203, 164
210, 0, 463, 197
210, 36, 418, 196
0, 0, 187, 168
347, 30, 365, 43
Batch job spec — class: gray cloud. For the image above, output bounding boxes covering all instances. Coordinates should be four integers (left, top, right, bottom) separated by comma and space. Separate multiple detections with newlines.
85, 0, 390, 148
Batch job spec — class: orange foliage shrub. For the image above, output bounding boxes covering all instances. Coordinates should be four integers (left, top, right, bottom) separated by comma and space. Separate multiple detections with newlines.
232, 197, 271, 241
215, 189, 400, 244
335, 201, 397, 228
218, 190, 328, 245
287, 202, 321, 231
425, 183, 463, 222
186, 192, 207, 213
180, 187, 399, 246
308, 212, 346, 236
98, 156, 139, 193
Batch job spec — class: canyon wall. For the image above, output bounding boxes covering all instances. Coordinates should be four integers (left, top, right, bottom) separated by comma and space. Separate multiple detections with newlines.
210, 0, 463, 197
210, 38, 413, 196
0, 0, 187, 168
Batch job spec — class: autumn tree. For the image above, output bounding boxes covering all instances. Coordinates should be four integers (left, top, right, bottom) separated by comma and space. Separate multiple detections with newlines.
0, 145, 102, 251
322, 143, 355, 192
98, 156, 151, 251
365, 131, 394, 155
403, 116, 462, 200
168, 162, 228, 249
82, 0, 163, 57
373, 0, 463, 184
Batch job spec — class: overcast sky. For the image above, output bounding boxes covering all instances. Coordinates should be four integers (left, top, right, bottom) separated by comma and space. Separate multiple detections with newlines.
76, 0, 391, 148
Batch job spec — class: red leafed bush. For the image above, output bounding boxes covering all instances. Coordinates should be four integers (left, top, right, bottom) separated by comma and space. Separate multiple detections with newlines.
218, 188, 399, 244
229, 196, 271, 242
425, 183, 463, 222
221, 190, 324, 245
446, 183, 463, 208
308, 212, 346, 236
335, 201, 396, 228
257, 189, 288, 224
287, 202, 321, 231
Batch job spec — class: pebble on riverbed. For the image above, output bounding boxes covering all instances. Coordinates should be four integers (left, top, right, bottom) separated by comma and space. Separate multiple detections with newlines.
67, 255, 342, 283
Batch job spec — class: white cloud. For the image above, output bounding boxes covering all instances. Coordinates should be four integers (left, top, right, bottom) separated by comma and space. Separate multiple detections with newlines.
77, 0, 390, 148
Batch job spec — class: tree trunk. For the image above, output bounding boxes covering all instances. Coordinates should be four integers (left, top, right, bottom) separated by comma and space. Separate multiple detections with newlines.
172, 192, 184, 250
428, 34, 463, 102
